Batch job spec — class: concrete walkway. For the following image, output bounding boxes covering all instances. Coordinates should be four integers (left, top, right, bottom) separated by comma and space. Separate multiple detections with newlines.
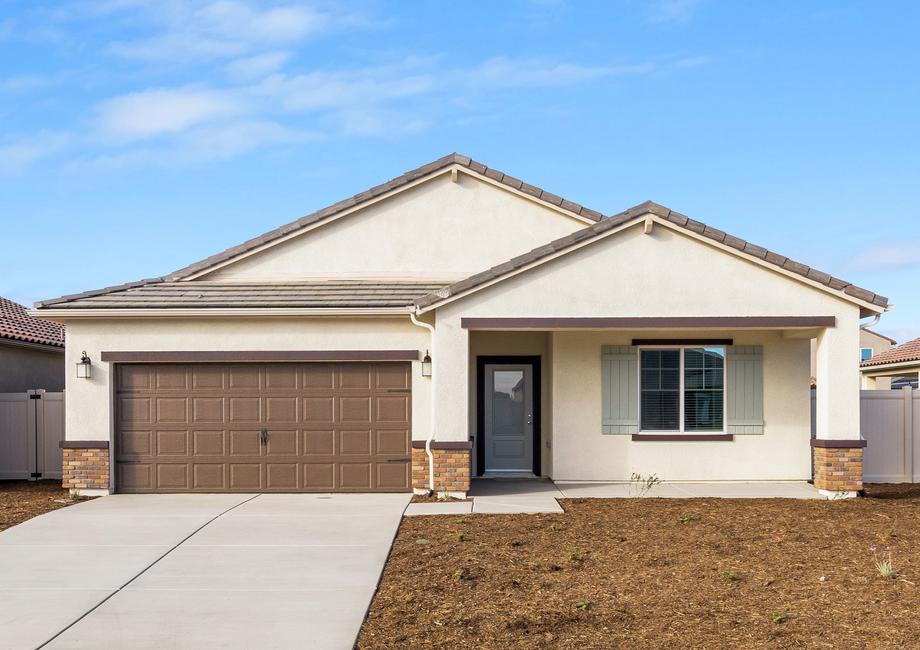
0, 493, 409, 649
404, 479, 823, 515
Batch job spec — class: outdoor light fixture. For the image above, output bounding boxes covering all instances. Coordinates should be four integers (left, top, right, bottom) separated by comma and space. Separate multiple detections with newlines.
76, 351, 92, 379
421, 350, 432, 377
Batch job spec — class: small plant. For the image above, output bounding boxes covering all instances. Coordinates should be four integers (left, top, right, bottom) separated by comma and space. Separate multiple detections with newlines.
456, 532, 466, 542
870, 546, 898, 579
550, 523, 563, 532
628, 472, 662, 498
573, 600, 592, 612
510, 540, 524, 547
566, 548, 584, 561
771, 611, 789, 624
415, 538, 429, 545
453, 610, 468, 624
679, 512, 696, 524
721, 570, 741, 582
454, 568, 472, 580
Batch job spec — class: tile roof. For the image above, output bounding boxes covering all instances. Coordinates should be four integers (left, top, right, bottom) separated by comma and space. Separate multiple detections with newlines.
0, 297, 64, 347
163, 153, 604, 282
861, 336, 920, 368
414, 200, 890, 311
35, 281, 447, 310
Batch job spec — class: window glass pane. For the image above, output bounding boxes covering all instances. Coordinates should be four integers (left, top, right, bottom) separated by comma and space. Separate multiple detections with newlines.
640, 349, 680, 430
684, 347, 724, 432
860, 348, 873, 362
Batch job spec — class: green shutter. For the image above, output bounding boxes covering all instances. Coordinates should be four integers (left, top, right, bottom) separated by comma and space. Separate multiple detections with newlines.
601, 345, 638, 434
726, 345, 764, 434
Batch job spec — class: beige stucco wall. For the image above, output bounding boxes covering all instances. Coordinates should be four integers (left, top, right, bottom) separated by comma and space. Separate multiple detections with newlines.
811, 329, 893, 390
431, 220, 863, 480
201, 172, 587, 281
62, 317, 432, 444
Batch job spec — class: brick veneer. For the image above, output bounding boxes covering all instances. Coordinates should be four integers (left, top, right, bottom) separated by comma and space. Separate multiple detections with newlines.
812, 441, 864, 493
61, 443, 110, 491
411, 443, 471, 494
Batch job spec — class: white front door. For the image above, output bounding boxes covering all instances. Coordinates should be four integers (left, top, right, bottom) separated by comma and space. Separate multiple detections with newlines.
483, 364, 534, 472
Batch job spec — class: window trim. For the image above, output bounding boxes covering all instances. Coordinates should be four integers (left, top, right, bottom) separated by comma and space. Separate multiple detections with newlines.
637, 345, 727, 435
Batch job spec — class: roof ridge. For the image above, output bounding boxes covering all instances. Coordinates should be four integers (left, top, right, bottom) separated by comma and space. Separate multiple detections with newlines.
160, 153, 605, 282
414, 200, 889, 311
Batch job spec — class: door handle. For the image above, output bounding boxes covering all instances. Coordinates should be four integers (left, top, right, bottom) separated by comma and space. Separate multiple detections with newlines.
260, 428, 268, 445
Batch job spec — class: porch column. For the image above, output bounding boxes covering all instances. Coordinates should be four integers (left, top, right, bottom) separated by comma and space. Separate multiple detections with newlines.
812, 323, 864, 497
410, 316, 471, 496
861, 375, 877, 390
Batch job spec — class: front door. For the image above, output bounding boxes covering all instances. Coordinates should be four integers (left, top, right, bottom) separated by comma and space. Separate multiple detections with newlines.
483, 363, 534, 473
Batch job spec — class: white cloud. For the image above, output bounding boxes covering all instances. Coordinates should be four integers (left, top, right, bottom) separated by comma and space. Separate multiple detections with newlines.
467, 57, 653, 88
0, 74, 53, 94
226, 51, 291, 80
180, 120, 319, 157
649, 0, 703, 24
96, 87, 243, 139
0, 132, 69, 174
851, 241, 920, 272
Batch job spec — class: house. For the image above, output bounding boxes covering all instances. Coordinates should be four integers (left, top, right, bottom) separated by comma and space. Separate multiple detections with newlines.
810, 327, 896, 389
34, 154, 888, 498
860, 336, 920, 389
0, 296, 64, 392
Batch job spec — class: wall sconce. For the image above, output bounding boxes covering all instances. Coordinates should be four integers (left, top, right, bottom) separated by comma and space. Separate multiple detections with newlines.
76, 351, 92, 379
421, 350, 432, 377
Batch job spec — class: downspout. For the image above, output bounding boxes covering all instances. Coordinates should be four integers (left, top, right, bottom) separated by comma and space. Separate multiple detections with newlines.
409, 311, 436, 493
859, 314, 881, 331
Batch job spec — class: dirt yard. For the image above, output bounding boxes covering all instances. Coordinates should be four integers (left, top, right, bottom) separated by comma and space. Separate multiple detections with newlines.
359, 484, 920, 649
0, 480, 90, 532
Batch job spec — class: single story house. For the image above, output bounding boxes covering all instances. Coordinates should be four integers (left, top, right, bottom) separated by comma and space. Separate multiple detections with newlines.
35, 154, 888, 498
0, 296, 65, 392
860, 336, 920, 389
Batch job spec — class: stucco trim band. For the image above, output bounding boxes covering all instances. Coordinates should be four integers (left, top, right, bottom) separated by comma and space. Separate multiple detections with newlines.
60, 441, 109, 449
411, 441, 474, 450
100, 350, 420, 363
631, 434, 734, 442
810, 438, 868, 449
461, 317, 836, 330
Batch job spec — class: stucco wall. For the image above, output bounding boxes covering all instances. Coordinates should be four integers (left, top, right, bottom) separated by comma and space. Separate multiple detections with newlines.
201, 172, 586, 281
0, 342, 64, 392
431, 221, 863, 480
62, 317, 432, 443
810, 329, 894, 390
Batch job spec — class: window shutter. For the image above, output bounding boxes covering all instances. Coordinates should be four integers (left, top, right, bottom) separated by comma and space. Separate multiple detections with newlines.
726, 345, 764, 434
601, 345, 638, 434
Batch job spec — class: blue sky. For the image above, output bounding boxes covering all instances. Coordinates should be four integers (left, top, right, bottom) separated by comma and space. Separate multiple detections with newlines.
1, 1, 918, 341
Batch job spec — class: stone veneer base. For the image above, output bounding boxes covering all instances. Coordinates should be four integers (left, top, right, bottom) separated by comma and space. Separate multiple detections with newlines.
411, 443, 472, 494
61, 442, 110, 492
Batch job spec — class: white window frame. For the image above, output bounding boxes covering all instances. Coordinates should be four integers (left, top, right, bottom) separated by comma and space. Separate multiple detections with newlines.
637, 345, 727, 434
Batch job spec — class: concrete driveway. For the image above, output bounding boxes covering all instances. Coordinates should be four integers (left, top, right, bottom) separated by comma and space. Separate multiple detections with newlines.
0, 493, 409, 649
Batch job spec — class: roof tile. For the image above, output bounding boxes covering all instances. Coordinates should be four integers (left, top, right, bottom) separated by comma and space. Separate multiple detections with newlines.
1, 297, 64, 347
862, 336, 920, 368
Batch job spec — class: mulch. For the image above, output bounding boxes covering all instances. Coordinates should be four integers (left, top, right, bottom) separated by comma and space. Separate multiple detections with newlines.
359, 484, 920, 649
0, 480, 93, 532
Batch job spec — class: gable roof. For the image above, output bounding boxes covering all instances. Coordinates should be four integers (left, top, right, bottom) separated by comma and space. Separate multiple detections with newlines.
1, 297, 64, 347
861, 336, 920, 368
165, 153, 604, 282
862, 327, 898, 345
414, 200, 889, 313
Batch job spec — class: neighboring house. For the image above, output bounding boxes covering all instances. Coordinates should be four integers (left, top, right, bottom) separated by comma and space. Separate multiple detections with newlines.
860, 336, 920, 389
34, 153, 888, 498
810, 327, 896, 389
0, 296, 64, 392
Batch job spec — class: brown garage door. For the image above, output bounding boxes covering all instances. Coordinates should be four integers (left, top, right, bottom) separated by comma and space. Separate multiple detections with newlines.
115, 362, 411, 493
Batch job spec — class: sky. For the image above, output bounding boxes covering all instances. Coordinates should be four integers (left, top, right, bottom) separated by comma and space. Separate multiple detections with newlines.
1, 0, 918, 341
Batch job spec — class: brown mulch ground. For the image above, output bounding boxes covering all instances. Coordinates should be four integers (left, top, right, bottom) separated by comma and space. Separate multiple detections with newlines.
410, 494, 471, 503
0, 480, 92, 532
359, 485, 920, 649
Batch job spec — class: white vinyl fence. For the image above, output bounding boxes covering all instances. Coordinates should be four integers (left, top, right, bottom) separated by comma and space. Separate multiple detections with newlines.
812, 388, 919, 483
0, 391, 64, 480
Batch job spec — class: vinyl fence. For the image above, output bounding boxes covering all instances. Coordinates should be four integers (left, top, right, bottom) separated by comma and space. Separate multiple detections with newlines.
0, 391, 64, 480
812, 388, 919, 483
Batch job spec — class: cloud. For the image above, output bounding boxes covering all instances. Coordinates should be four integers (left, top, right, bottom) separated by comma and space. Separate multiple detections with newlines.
851, 241, 920, 272
106, 1, 330, 62
0, 132, 70, 174
649, 0, 703, 24
96, 87, 243, 139
226, 51, 291, 80
0, 74, 54, 94
467, 57, 653, 88
180, 120, 319, 157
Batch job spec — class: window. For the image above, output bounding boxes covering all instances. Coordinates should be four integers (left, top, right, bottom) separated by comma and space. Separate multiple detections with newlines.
860, 348, 873, 362
640, 347, 725, 432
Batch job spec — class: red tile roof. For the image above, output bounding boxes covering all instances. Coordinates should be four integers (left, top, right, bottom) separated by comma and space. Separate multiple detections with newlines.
861, 336, 920, 368
0, 297, 64, 347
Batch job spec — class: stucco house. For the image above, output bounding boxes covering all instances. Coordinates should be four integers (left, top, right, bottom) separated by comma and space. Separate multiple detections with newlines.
860, 336, 920, 389
34, 154, 888, 499
0, 296, 64, 392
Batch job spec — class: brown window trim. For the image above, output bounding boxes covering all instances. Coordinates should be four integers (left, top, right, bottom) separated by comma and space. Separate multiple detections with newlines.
631, 434, 734, 442
60, 440, 110, 449
632, 338, 733, 346
100, 350, 420, 363
810, 438, 867, 449
461, 317, 835, 329
411, 440, 474, 450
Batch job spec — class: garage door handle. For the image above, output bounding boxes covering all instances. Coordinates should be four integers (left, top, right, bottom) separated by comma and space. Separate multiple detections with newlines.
260, 428, 268, 445
385, 457, 411, 462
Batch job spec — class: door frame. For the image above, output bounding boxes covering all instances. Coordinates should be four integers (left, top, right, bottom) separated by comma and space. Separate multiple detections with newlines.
475, 355, 541, 477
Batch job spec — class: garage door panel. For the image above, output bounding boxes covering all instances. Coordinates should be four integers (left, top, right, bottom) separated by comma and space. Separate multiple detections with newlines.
116, 362, 410, 493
